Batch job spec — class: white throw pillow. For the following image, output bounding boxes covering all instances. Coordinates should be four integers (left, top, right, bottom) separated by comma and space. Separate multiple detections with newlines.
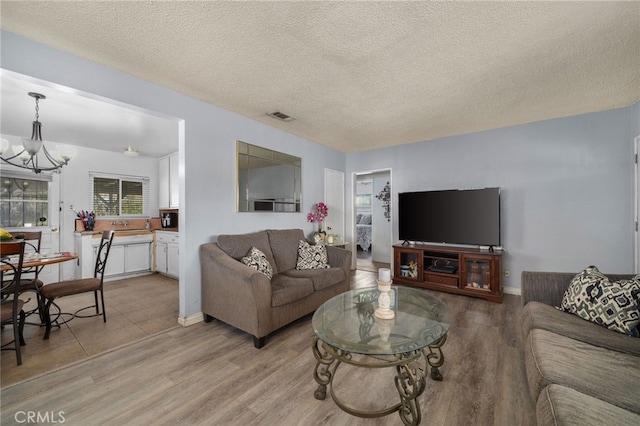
295, 240, 330, 270
560, 266, 640, 336
241, 246, 273, 279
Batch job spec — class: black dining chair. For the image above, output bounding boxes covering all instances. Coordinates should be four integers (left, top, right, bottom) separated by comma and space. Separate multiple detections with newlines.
1, 241, 27, 366
13, 231, 45, 323
40, 230, 115, 340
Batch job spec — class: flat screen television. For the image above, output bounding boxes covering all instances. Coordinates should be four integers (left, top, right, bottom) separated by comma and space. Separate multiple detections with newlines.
398, 187, 501, 247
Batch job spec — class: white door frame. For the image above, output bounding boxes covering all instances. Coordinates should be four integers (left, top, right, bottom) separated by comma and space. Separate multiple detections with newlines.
351, 168, 393, 270
324, 168, 345, 241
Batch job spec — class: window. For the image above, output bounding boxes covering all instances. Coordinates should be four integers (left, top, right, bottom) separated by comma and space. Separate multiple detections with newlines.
0, 173, 50, 227
90, 172, 149, 217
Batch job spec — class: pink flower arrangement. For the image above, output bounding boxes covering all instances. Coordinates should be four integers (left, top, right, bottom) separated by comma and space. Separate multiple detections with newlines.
307, 202, 328, 232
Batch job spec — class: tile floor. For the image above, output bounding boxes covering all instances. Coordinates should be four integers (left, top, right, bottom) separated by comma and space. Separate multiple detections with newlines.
1, 273, 178, 387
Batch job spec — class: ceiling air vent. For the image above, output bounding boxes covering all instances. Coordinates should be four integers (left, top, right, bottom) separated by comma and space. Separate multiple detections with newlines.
267, 111, 295, 122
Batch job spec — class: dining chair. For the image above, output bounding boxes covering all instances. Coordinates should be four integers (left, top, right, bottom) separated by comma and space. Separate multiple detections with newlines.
14, 231, 45, 323
40, 230, 115, 340
1, 241, 27, 366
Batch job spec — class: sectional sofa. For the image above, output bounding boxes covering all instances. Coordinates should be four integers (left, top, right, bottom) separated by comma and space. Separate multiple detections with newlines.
520, 271, 640, 425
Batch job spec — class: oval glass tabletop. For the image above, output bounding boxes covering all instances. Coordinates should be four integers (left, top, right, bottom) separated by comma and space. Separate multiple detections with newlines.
312, 286, 451, 355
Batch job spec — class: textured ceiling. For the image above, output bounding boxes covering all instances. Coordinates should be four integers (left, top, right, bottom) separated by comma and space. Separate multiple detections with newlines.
1, 1, 639, 154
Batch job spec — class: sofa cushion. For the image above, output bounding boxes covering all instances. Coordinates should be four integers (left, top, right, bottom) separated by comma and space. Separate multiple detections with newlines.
296, 240, 330, 270
217, 231, 278, 275
282, 267, 346, 291
522, 301, 640, 357
525, 329, 640, 414
270, 274, 314, 307
537, 384, 640, 426
267, 229, 306, 272
560, 266, 640, 336
241, 247, 273, 279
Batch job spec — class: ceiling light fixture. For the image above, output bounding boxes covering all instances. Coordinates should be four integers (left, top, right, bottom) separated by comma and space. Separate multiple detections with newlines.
0, 92, 76, 174
123, 147, 140, 157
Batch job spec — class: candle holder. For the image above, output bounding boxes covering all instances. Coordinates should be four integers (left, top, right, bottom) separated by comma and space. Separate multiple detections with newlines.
375, 279, 395, 319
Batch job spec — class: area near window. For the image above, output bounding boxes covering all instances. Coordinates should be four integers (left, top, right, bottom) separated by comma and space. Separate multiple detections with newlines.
0, 171, 51, 227
89, 172, 149, 217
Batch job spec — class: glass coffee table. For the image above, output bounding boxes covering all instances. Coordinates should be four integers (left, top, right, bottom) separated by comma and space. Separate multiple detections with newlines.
312, 286, 451, 426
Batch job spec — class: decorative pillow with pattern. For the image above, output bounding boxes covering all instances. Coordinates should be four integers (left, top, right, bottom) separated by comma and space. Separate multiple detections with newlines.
295, 240, 330, 270
241, 247, 273, 279
560, 265, 640, 336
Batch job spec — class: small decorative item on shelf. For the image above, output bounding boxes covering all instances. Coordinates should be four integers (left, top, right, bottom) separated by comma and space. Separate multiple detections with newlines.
408, 260, 418, 278
400, 265, 410, 277
375, 268, 395, 319
307, 202, 328, 243
76, 210, 96, 231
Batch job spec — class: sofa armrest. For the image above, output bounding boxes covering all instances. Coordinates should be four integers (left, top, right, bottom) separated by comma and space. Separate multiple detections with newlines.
200, 243, 273, 334
521, 271, 576, 307
326, 246, 352, 290
326, 246, 351, 271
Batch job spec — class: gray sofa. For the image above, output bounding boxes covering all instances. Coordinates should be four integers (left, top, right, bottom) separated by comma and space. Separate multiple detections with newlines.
200, 228, 351, 348
521, 271, 640, 425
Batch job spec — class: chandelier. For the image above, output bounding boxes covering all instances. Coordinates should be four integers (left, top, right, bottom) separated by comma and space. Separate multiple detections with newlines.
0, 92, 76, 174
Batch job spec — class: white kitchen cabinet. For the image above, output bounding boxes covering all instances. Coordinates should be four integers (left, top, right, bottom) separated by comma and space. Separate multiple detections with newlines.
155, 231, 179, 278
75, 232, 153, 280
104, 245, 125, 276
125, 243, 152, 273
159, 152, 179, 209
167, 243, 179, 278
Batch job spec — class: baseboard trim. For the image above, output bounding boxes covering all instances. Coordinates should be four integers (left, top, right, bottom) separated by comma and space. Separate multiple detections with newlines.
178, 312, 204, 327
503, 286, 521, 296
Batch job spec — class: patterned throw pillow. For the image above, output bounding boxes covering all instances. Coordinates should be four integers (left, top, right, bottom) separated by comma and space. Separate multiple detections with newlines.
295, 240, 330, 270
560, 266, 640, 336
241, 247, 273, 279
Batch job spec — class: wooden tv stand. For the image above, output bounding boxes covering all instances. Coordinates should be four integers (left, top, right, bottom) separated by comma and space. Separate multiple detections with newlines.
393, 243, 503, 303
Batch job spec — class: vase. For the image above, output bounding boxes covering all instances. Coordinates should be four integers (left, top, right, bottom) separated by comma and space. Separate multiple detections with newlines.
313, 230, 326, 243
83, 218, 94, 231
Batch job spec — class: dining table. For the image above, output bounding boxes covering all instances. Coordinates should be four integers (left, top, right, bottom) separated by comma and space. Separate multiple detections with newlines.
1, 250, 79, 326
0, 250, 79, 273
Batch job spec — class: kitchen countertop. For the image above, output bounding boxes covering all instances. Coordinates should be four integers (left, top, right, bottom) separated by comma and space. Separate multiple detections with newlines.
75, 229, 155, 237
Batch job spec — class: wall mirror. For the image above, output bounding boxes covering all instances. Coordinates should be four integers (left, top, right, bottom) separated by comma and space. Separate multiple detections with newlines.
237, 141, 302, 212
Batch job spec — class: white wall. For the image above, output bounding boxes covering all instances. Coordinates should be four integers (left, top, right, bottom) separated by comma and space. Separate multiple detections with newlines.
347, 104, 639, 292
1, 31, 346, 319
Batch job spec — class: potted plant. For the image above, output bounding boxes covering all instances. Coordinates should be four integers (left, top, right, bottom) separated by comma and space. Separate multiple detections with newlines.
307, 202, 328, 243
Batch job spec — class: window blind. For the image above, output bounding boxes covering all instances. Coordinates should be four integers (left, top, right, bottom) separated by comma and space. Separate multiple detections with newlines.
89, 172, 149, 217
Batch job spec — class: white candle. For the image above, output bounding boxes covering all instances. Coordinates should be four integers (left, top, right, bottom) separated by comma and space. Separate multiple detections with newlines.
378, 268, 391, 282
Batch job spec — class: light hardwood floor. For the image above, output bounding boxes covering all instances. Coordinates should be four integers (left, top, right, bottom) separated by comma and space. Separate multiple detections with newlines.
1, 270, 534, 425
1, 273, 179, 386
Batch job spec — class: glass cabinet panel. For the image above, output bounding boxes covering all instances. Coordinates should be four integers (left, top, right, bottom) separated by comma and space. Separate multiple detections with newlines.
465, 259, 491, 290
398, 251, 419, 279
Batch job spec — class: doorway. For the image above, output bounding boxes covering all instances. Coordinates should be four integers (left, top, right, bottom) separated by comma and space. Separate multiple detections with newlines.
353, 169, 392, 272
